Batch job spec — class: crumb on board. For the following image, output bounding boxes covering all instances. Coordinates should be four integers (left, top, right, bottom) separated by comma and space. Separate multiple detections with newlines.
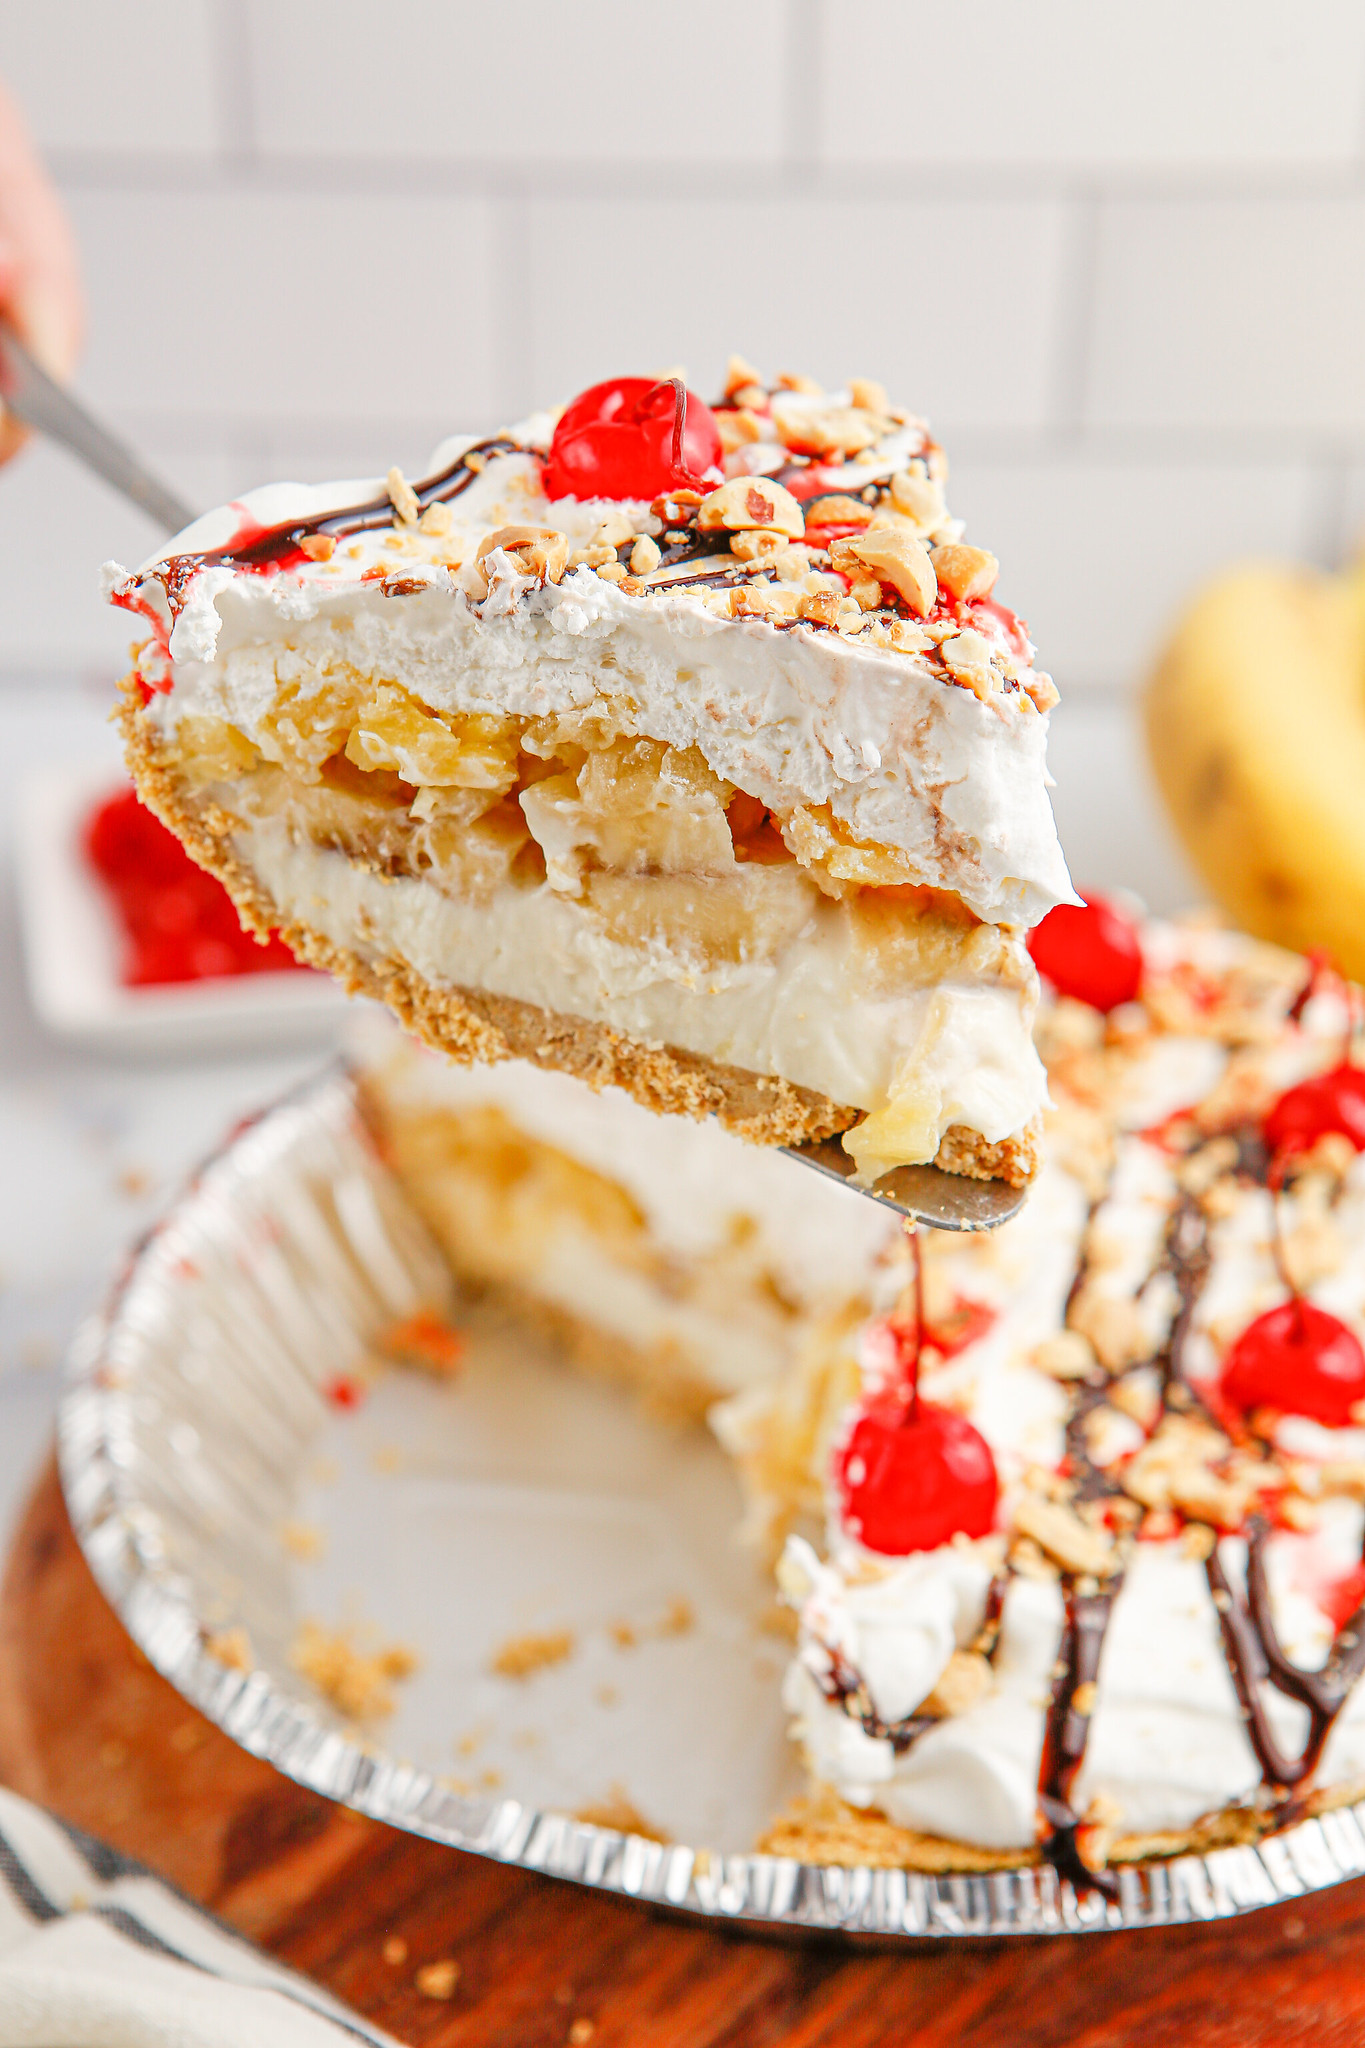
610, 1596, 695, 1650
371, 1444, 404, 1475
379, 1308, 465, 1376
574, 1785, 670, 1844
415, 1957, 461, 2000
594, 1684, 619, 1709
658, 1596, 694, 1637
490, 1628, 576, 1679
203, 1626, 253, 1672
280, 1519, 325, 1560
292, 1620, 418, 1719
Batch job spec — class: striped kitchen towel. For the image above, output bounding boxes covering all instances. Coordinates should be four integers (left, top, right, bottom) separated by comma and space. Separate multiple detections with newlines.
0, 1786, 400, 2047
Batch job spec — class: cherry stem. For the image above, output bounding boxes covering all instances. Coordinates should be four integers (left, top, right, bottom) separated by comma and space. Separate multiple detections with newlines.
635, 377, 708, 492
1287, 948, 1332, 1027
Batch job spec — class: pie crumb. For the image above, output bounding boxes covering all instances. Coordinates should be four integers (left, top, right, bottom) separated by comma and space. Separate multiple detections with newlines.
292, 1620, 418, 1718
415, 1958, 460, 1999
204, 1626, 253, 1672
490, 1628, 575, 1679
575, 1785, 670, 1843
280, 1520, 325, 1560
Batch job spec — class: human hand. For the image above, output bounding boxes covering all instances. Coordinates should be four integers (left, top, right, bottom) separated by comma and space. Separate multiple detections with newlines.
0, 73, 82, 466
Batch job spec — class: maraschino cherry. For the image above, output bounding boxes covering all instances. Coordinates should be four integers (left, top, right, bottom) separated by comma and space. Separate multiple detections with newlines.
1220, 1300, 1365, 1428
836, 1255, 998, 1555
1027, 892, 1143, 1013
1263, 1065, 1365, 1169
542, 376, 721, 502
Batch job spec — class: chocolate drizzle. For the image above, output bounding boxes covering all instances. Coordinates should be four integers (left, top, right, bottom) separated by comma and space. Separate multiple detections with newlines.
1038, 1586, 1121, 1898
1206, 1523, 1365, 1809
152, 435, 525, 616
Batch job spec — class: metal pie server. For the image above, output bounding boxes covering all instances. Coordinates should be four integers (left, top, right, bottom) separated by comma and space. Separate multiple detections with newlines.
0, 315, 194, 534
780, 1135, 1027, 1231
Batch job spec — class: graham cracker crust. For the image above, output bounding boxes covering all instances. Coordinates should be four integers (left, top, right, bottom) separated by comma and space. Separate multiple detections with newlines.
756, 1775, 1365, 1874
119, 680, 1037, 1184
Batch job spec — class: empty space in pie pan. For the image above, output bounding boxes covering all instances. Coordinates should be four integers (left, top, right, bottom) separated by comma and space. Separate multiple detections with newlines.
55, 1064, 1365, 1939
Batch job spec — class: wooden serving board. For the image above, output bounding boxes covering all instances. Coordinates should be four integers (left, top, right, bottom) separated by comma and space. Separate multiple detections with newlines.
2, 1457, 1364, 2048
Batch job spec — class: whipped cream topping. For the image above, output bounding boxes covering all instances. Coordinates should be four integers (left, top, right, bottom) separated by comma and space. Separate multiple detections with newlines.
776, 919, 1365, 1859
105, 375, 1076, 929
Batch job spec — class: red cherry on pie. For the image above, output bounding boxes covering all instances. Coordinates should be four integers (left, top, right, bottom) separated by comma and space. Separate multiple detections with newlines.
543, 376, 722, 502
1263, 1064, 1365, 1165
1027, 892, 1143, 1013
1220, 1300, 1365, 1428
836, 1393, 998, 1554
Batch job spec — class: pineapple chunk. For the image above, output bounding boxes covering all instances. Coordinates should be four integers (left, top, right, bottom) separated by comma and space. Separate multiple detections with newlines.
169, 713, 261, 784
779, 802, 942, 896
345, 685, 519, 791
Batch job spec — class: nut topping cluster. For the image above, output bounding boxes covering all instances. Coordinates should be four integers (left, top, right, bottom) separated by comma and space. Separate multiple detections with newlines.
355, 363, 1058, 715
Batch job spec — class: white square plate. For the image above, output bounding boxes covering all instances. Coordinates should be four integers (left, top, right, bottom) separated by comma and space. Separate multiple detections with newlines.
15, 761, 349, 1054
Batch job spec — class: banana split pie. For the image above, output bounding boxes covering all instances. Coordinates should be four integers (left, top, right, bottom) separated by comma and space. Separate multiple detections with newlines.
107, 360, 1074, 1184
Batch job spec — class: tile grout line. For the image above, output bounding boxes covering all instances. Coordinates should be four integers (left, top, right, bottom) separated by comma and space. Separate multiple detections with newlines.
490, 183, 533, 427
1044, 190, 1100, 447
45, 152, 1365, 208
1304, 453, 1354, 569
781, 0, 821, 185
211, 0, 257, 171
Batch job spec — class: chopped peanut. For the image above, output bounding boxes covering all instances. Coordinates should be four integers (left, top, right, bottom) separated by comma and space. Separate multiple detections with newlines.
889, 470, 947, 529
932, 544, 998, 603
592, 509, 636, 549
698, 476, 805, 538
731, 528, 793, 563
848, 377, 889, 415
724, 353, 765, 398
804, 494, 875, 531
829, 526, 937, 616
1013, 1494, 1118, 1578
717, 408, 763, 453
476, 525, 570, 584
386, 466, 420, 525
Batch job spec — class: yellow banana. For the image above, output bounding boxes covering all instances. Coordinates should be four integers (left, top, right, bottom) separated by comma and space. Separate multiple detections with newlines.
1145, 561, 1365, 982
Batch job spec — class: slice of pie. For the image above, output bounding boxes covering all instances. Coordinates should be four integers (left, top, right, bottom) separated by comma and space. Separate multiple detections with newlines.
107, 360, 1075, 1183
358, 906, 1365, 1881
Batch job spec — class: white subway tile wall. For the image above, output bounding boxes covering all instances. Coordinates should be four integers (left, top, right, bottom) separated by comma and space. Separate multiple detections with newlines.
2, 0, 1359, 905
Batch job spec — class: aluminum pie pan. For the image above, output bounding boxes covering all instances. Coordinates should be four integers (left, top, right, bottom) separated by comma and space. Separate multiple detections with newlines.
56, 1061, 1365, 1940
